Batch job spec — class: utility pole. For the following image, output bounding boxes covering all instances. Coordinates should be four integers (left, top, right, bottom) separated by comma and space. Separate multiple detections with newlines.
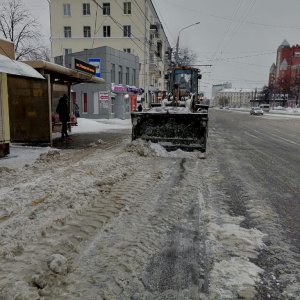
175, 22, 200, 65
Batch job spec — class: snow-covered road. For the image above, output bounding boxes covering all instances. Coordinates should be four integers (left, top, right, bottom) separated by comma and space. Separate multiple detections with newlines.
1, 114, 300, 299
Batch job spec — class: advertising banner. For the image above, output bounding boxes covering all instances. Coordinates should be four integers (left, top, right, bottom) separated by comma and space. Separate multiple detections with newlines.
88, 58, 102, 78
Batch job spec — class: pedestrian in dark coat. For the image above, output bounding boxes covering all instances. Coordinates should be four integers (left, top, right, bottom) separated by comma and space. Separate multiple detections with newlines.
56, 94, 70, 139
137, 103, 143, 112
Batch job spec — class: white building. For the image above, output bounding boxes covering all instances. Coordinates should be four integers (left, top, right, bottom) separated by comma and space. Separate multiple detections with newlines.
211, 82, 232, 106
215, 88, 254, 107
49, 0, 171, 106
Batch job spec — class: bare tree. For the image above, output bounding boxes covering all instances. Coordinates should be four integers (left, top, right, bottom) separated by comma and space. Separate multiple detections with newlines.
26, 46, 51, 61
0, 0, 49, 61
175, 48, 197, 66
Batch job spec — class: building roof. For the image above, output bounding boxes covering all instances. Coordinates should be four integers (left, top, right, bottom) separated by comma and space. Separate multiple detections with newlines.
219, 88, 254, 93
0, 55, 45, 79
23, 60, 105, 84
0, 37, 13, 45
279, 39, 290, 49
269, 63, 276, 73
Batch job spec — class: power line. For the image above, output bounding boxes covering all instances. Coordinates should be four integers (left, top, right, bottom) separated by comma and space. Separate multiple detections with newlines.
160, 0, 300, 31
200, 51, 276, 62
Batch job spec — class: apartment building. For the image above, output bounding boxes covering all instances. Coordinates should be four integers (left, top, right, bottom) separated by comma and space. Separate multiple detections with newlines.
215, 88, 253, 107
49, 0, 171, 105
211, 82, 232, 106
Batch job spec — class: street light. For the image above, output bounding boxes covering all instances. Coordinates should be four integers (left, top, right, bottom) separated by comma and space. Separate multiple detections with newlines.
175, 21, 200, 65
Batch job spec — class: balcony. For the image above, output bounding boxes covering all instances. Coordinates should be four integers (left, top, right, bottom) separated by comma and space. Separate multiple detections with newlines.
149, 42, 156, 53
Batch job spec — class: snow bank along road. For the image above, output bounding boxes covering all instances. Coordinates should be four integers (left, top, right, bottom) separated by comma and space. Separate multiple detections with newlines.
0, 110, 300, 299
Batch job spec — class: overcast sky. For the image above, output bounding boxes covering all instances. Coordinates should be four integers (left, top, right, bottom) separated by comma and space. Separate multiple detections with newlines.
25, 0, 300, 97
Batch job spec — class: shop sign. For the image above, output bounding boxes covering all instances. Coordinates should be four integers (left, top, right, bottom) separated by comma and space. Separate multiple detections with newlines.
127, 86, 139, 94
111, 84, 127, 93
99, 91, 109, 101
74, 58, 96, 76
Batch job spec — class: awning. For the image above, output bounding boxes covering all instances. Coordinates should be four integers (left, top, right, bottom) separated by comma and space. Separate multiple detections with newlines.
0, 55, 45, 79
23, 60, 105, 84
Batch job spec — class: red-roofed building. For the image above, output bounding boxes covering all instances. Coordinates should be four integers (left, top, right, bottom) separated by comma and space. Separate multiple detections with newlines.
269, 40, 300, 105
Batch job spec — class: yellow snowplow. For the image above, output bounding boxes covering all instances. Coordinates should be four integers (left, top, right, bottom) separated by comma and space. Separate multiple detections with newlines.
131, 66, 208, 152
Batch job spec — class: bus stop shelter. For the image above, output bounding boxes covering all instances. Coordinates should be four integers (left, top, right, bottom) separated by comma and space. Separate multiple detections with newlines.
8, 60, 105, 145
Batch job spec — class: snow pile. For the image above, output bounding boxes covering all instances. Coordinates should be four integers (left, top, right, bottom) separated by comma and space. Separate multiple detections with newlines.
1, 280, 39, 300
147, 106, 192, 114
126, 139, 203, 159
1, 146, 53, 168
47, 254, 68, 274
197, 183, 266, 299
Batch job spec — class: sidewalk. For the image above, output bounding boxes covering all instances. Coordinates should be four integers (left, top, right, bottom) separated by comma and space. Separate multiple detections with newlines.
223, 107, 300, 116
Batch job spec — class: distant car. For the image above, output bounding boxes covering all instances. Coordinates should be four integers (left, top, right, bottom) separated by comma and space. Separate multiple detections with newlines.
250, 107, 264, 115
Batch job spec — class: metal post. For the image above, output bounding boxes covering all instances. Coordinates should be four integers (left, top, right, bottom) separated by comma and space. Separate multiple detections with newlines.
175, 22, 200, 65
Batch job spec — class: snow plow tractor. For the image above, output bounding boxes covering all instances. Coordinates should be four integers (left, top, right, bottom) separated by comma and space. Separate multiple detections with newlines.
131, 66, 209, 152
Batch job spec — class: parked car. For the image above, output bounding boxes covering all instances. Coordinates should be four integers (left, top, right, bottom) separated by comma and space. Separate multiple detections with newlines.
250, 107, 264, 115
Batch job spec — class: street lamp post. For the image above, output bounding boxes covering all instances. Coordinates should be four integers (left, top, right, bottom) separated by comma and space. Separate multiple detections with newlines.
175, 22, 200, 65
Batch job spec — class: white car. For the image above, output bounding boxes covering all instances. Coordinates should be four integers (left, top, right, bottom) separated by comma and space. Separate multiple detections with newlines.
250, 107, 264, 115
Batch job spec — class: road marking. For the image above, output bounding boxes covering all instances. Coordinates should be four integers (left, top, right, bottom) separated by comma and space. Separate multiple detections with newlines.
244, 131, 260, 139
269, 133, 300, 146
250, 129, 300, 146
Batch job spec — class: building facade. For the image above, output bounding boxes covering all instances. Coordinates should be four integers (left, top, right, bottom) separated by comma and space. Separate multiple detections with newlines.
215, 88, 253, 107
269, 39, 300, 105
211, 82, 232, 106
58, 46, 140, 119
49, 0, 171, 106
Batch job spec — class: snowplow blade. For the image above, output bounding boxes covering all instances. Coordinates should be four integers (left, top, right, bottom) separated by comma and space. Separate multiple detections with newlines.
131, 111, 208, 152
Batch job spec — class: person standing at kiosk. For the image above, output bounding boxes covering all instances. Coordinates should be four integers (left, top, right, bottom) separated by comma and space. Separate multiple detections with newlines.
56, 94, 70, 139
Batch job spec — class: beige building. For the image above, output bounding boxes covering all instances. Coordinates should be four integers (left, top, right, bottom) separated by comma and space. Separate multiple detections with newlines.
215, 88, 254, 107
49, 0, 171, 105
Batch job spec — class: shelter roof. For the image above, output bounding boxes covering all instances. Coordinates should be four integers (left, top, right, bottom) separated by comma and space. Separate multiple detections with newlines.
23, 60, 105, 85
0, 55, 45, 79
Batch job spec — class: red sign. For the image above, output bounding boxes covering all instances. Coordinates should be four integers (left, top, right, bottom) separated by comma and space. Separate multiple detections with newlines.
99, 91, 109, 101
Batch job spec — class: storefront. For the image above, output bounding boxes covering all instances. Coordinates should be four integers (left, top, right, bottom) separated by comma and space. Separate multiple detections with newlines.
111, 84, 130, 119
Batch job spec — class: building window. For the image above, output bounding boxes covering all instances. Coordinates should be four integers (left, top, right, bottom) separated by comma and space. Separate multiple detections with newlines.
63, 4, 71, 16
103, 26, 111, 37
123, 48, 131, 53
83, 26, 91, 37
83, 93, 88, 113
111, 98, 115, 113
64, 26, 72, 38
83, 3, 90, 15
125, 67, 129, 85
64, 48, 72, 55
132, 69, 136, 86
63, 48, 72, 67
111, 63, 115, 82
123, 25, 131, 37
124, 2, 131, 14
118, 66, 123, 84
103, 3, 110, 15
